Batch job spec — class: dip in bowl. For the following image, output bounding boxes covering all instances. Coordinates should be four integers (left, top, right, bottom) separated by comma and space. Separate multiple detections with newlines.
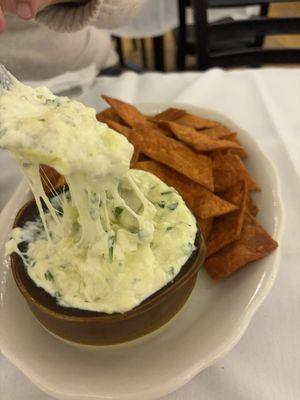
1, 74, 205, 345
10, 193, 205, 345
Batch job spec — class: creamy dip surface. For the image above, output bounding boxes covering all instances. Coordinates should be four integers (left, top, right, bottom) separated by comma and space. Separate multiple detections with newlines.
0, 78, 197, 313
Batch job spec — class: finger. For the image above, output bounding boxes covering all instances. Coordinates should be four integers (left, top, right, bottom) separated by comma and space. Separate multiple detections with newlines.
14, 1, 35, 19
0, 7, 6, 33
2, 0, 45, 20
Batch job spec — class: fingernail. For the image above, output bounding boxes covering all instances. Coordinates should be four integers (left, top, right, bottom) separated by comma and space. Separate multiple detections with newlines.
16, 2, 33, 19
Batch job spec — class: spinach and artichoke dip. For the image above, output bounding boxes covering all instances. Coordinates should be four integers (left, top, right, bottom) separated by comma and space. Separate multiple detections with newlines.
0, 79, 197, 314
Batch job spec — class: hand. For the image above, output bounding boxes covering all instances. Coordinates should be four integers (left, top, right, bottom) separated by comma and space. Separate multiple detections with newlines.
0, 0, 58, 32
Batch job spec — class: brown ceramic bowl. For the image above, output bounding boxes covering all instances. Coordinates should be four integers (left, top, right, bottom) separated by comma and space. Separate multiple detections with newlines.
10, 197, 206, 346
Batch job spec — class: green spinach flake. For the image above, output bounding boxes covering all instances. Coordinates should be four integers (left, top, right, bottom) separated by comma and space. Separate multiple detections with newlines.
108, 234, 115, 262
90, 192, 100, 204
22, 162, 31, 168
46, 98, 61, 108
109, 246, 114, 262
114, 207, 124, 217
157, 201, 165, 208
44, 270, 54, 281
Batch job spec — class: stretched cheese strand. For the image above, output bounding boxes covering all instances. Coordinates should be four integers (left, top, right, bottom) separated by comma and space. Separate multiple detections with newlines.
1, 80, 197, 313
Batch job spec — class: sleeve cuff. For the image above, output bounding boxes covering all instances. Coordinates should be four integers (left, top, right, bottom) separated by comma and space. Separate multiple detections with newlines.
36, 0, 104, 33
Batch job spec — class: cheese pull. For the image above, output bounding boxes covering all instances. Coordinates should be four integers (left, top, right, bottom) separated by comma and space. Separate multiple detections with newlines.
1, 72, 197, 313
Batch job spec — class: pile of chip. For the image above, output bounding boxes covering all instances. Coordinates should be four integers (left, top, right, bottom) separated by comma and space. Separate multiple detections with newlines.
96, 95, 278, 281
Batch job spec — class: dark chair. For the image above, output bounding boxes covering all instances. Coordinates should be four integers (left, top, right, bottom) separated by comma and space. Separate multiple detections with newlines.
112, 36, 145, 73
176, 0, 300, 70
112, 35, 165, 73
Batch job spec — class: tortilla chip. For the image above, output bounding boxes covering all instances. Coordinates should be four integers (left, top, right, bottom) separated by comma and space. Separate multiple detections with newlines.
204, 213, 278, 280
224, 132, 237, 140
161, 121, 243, 153
40, 165, 66, 194
229, 148, 248, 160
147, 122, 174, 138
138, 153, 151, 161
176, 113, 219, 130
226, 138, 248, 159
151, 108, 187, 121
197, 217, 213, 240
200, 126, 236, 140
131, 125, 214, 191
246, 195, 259, 217
136, 160, 237, 218
221, 180, 247, 205
96, 107, 121, 124
130, 146, 140, 168
207, 181, 248, 256
224, 153, 260, 192
106, 120, 132, 140
211, 152, 239, 192
102, 95, 146, 127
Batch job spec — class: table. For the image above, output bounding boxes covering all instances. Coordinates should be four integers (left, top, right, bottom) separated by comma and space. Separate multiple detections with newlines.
1, 68, 300, 400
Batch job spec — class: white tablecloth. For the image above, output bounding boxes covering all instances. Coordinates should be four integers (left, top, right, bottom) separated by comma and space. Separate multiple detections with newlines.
1, 68, 300, 400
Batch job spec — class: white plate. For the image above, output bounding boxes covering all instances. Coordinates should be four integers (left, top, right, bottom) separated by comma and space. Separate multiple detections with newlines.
0, 103, 284, 400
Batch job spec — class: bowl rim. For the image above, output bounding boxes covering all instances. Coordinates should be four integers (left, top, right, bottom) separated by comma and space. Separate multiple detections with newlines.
11, 195, 205, 322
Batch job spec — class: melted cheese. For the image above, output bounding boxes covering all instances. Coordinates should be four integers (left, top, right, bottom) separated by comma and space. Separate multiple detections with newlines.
1, 80, 197, 313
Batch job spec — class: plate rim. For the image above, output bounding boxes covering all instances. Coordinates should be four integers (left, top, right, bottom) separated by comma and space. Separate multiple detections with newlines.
0, 102, 285, 400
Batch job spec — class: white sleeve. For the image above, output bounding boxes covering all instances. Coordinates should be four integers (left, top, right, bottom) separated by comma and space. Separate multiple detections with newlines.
36, 0, 144, 33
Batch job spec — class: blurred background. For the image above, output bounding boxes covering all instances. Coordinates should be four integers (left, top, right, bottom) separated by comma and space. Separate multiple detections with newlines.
107, 0, 300, 73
